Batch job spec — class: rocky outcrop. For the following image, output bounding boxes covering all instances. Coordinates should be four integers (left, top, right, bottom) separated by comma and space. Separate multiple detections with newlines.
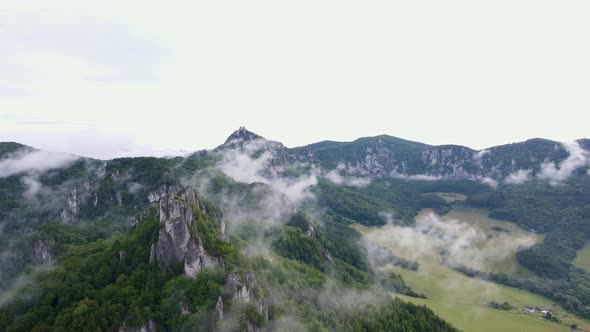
118, 320, 156, 332
151, 186, 221, 276
305, 223, 315, 238
184, 237, 221, 276
60, 188, 79, 224
226, 272, 259, 304
132, 209, 152, 226
59, 177, 99, 224
116, 191, 123, 206
216, 296, 224, 320
257, 299, 269, 320
324, 250, 334, 266
218, 213, 226, 238
147, 184, 184, 204
33, 239, 51, 264
225, 272, 269, 331
154, 188, 194, 268
148, 244, 157, 264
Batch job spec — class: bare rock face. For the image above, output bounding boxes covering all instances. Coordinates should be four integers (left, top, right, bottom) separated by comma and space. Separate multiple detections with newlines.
59, 188, 79, 224
226, 272, 256, 303
324, 250, 334, 266
216, 296, 224, 320
257, 299, 269, 320
155, 193, 193, 268
218, 213, 226, 239
151, 186, 220, 277
147, 184, 184, 204
118, 320, 156, 332
33, 239, 51, 264
148, 243, 157, 264
116, 192, 123, 206
184, 237, 221, 276
305, 224, 315, 238
226, 272, 269, 326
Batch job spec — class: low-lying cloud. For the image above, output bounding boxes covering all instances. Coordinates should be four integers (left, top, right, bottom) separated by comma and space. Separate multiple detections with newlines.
0, 149, 78, 200
538, 141, 590, 184
217, 139, 318, 206
390, 170, 442, 181
0, 149, 77, 178
324, 164, 371, 187
504, 169, 532, 185
365, 211, 538, 273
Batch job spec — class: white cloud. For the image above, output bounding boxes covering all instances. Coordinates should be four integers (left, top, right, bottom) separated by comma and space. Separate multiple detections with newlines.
0, 150, 77, 178
475, 176, 498, 189
0, 149, 78, 200
390, 170, 442, 181
367, 212, 538, 272
22, 176, 42, 200
538, 141, 590, 184
324, 164, 371, 187
475, 149, 490, 159
504, 169, 532, 185
217, 139, 318, 206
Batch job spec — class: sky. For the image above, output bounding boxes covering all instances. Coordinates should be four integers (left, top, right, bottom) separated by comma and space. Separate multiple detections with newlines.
1, 1, 589, 159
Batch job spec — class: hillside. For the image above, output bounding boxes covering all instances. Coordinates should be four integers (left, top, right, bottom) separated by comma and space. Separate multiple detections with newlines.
1, 128, 590, 331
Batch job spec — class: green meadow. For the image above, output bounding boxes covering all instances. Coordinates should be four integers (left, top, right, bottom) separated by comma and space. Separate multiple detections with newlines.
434, 192, 468, 203
354, 206, 590, 332
573, 242, 590, 274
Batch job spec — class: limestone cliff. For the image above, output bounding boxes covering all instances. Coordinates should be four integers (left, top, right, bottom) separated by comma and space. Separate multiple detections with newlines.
33, 239, 51, 264
225, 272, 269, 330
150, 186, 222, 277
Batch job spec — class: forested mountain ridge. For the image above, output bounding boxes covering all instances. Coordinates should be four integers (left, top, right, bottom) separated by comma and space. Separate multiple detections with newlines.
1, 128, 590, 330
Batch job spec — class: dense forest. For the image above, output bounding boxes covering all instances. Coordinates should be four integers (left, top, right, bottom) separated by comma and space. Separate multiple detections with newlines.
0, 189, 456, 331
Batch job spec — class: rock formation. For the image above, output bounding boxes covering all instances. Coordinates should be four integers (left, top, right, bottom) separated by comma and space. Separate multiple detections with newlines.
216, 296, 224, 320
150, 186, 221, 277
226, 272, 269, 329
59, 188, 79, 224
33, 239, 51, 264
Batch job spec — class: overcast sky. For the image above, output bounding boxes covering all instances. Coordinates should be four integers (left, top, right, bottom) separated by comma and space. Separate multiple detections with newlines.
1, 1, 589, 159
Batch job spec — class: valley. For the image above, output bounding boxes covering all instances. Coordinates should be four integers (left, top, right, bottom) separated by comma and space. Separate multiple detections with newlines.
355, 206, 590, 332
1, 129, 590, 331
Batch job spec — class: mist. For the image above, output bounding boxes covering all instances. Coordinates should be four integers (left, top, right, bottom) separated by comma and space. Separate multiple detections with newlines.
365, 211, 538, 273
0, 149, 79, 201
538, 141, 590, 184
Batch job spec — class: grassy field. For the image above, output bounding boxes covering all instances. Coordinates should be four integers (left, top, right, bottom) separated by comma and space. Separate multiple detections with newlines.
442, 208, 543, 277
573, 242, 590, 273
353, 208, 590, 332
434, 192, 468, 202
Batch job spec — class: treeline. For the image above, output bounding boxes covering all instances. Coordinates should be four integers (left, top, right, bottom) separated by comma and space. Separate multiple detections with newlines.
316, 178, 488, 226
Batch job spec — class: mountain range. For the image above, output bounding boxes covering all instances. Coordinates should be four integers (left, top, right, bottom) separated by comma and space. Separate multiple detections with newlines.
1, 128, 590, 331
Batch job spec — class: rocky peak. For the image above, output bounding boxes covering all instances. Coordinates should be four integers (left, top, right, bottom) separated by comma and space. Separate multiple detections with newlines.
224, 127, 263, 145
147, 184, 185, 204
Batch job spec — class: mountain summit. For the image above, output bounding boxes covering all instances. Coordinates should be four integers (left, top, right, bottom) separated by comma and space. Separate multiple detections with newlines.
224, 127, 263, 144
